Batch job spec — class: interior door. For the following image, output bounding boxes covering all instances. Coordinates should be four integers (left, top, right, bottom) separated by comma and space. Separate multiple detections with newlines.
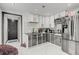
8, 19, 18, 40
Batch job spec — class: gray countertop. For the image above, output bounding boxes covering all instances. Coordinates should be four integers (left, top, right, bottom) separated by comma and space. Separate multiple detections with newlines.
25, 32, 54, 35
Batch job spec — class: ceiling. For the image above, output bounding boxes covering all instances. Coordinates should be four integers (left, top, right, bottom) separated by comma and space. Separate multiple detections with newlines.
0, 3, 79, 16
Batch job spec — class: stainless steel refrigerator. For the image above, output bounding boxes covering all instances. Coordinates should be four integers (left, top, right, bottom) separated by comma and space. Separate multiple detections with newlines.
62, 14, 79, 55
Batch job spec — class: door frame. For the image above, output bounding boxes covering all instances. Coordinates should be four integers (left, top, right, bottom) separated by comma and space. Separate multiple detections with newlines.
2, 12, 23, 44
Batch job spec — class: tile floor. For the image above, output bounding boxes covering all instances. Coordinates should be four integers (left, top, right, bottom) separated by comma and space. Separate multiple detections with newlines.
7, 42, 68, 55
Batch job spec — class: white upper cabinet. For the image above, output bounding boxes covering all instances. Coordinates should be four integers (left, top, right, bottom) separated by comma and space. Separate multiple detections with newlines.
44, 17, 50, 28
50, 16, 54, 28
28, 14, 39, 23
27, 13, 55, 28
27, 14, 33, 21
38, 16, 43, 28
33, 15, 39, 22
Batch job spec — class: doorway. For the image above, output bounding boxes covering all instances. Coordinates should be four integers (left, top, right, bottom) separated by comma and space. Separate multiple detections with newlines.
8, 19, 18, 40
2, 12, 22, 44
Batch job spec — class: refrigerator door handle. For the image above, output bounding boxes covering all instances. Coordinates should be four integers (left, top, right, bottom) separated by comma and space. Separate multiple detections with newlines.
71, 18, 74, 39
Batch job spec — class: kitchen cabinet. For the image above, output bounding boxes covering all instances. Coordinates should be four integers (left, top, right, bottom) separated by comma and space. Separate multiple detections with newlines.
38, 16, 43, 28
28, 34, 32, 47
50, 33, 54, 44
43, 17, 50, 28
33, 15, 39, 22
54, 34, 62, 46
46, 33, 51, 42
38, 33, 43, 44
28, 33, 37, 47
43, 33, 46, 43
28, 14, 39, 23
32, 34, 37, 46
50, 16, 54, 28
28, 33, 54, 47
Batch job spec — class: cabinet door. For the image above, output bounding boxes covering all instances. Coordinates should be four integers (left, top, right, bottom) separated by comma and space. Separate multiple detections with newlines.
43, 17, 50, 28
32, 34, 37, 46
46, 33, 51, 42
54, 35, 57, 45
38, 34, 42, 44
28, 35, 32, 47
43, 34, 46, 43
51, 34, 54, 44
27, 14, 33, 21
33, 15, 38, 22
54, 35, 61, 46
